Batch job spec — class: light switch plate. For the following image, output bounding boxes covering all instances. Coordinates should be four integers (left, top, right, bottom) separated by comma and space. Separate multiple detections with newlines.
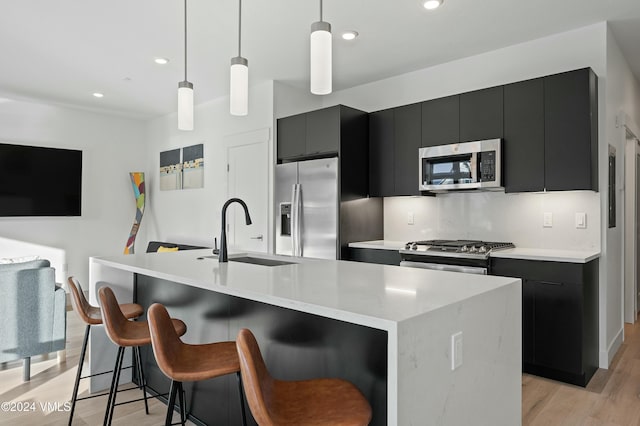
576, 212, 587, 229
543, 212, 553, 228
408, 212, 414, 225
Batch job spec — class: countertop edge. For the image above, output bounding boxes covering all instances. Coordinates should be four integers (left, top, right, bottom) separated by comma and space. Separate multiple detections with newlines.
349, 241, 601, 263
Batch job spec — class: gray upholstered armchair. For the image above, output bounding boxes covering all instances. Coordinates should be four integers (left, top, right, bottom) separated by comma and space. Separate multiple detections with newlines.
0, 259, 66, 381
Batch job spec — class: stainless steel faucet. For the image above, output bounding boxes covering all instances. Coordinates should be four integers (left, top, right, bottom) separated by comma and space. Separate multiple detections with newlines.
219, 198, 252, 262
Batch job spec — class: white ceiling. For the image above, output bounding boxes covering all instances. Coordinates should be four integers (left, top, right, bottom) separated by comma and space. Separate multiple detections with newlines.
2, 0, 640, 119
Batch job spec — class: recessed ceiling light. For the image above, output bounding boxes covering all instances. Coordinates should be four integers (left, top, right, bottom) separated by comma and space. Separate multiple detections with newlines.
423, 0, 443, 10
92, 92, 104, 98
342, 31, 359, 41
154, 57, 170, 65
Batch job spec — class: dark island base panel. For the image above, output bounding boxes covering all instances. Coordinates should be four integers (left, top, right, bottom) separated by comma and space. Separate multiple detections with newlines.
134, 274, 388, 426
523, 363, 597, 387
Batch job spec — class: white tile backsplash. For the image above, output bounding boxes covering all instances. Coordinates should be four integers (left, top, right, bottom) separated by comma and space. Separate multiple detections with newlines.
384, 191, 600, 250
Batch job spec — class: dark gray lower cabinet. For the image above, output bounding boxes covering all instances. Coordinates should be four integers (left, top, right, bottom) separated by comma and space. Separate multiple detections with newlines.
346, 247, 401, 266
491, 257, 599, 386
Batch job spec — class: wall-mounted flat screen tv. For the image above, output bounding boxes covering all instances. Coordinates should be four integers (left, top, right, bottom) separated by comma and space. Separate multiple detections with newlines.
0, 143, 82, 217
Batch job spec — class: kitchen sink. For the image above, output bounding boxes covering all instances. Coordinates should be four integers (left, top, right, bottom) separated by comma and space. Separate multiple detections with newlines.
229, 256, 296, 267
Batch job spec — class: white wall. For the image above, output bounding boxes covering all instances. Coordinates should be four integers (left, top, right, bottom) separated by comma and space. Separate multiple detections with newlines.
274, 80, 323, 119
324, 23, 607, 113
144, 80, 274, 249
384, 192, 600, 250
604, 26, 640, 363
0, 97, 147, 287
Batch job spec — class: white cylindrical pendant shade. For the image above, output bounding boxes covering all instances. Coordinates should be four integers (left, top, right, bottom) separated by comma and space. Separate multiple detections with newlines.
178, 81, 194, 131
310, 21, 332, 95
230, 57, 249, 116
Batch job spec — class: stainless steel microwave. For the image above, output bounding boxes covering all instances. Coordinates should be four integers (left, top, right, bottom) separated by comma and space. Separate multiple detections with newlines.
419, 139, 502, 192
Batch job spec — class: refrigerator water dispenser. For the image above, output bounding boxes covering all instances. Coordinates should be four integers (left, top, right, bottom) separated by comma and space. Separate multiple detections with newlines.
280, 203, 291, 236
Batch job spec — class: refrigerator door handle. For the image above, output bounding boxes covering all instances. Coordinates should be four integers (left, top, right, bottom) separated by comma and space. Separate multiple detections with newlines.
291, 184, 302, 256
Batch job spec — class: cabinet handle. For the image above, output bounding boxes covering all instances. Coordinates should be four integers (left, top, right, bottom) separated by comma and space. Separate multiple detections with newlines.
536, 280, 564, 286
250, 235, 264, 241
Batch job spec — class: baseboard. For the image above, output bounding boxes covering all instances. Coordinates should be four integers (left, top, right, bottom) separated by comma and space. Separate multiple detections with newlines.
600, 327, 624, 368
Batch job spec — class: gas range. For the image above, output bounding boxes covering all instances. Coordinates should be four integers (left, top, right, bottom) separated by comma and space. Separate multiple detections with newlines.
399, 240, 515, 274
400, 240, 515, 260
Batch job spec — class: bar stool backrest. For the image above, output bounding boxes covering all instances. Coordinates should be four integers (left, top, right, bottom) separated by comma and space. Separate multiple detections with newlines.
236, 328, 276, 426
147, 303, 184, 379
98, 286, 132, 347
68, 276, 98, 325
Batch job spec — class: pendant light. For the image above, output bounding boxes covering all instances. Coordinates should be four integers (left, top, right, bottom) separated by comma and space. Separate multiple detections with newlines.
178, 0, 194, 131
230, 0, 248, 116
310, 0, 332, 95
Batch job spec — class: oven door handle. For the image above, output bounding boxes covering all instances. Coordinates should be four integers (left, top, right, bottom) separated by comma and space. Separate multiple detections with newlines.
399, 260, 487, 275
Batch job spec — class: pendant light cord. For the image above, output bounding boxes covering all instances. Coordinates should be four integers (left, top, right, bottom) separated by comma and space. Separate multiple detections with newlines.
319, 0, 323, 22
238, 0, 242, 57
184, 0, 188, 81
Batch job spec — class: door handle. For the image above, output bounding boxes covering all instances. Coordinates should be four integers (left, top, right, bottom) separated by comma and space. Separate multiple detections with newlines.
250, 235, 263, 241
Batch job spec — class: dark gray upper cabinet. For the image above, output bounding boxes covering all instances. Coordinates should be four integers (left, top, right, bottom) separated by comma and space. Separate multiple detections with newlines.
368, 104, 422, 197
394, 103, 422, 196
306, 105, 340, 155
369, 109, 395, 197
277, 106, 342, 161
277, 113, 306, 160
503, 78, 545, 192
421, 95, 459, 147
459, 86, 504, 142
544, 68, 598, 191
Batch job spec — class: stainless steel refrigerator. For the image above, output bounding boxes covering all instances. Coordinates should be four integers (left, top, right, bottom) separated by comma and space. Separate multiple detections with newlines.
275, 157, 339, 260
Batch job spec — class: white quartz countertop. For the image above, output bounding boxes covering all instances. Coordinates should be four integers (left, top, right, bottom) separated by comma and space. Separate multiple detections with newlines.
92, 249, 519, 330
490, 248, 600, 263
349, 240, 600, 263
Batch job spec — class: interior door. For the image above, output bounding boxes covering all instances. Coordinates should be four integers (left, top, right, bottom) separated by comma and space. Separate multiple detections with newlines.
227, 140, 268, 253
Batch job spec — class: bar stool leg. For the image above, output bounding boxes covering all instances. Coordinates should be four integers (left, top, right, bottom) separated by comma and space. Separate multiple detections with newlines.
165, 380, 179, 426
133, 346, 150, 415
177, 382, 186, 426
103, 346, 122, 426
105, 347, 125, 426
69, 324, 91, 426
236, 372, 247, 426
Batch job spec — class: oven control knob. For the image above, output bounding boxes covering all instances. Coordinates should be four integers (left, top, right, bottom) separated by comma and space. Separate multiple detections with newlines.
411, 243, 418, 250
461, 245, 468, 252
479, 245, 487, 253
469, 246, 478, 253
405, 242, 411, 250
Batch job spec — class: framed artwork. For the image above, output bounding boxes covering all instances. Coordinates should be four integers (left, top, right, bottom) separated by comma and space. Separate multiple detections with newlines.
159, 148, 182, 191
182, 144, 204, 189
159, 144, 204, 191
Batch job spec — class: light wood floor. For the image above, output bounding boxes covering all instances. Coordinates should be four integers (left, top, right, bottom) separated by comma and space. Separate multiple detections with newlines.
3, 310, 640, 425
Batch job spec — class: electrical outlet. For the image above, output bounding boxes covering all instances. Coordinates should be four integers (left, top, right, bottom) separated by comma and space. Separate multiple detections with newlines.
575, 212, 587, 229
408, 212, 414, 225
543, 212, 553, 228
451, 332, 463, 370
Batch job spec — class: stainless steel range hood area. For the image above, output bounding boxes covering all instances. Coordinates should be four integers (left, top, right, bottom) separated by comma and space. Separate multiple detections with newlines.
419, 139, 503, 193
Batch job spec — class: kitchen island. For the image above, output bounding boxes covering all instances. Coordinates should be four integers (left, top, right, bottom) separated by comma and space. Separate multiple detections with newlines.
88, 249, 521, 426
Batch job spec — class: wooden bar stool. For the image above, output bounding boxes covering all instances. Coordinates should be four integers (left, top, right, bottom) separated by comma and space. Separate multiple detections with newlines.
67, 277, 144, 426
98, 286, 187, 426
236, 328, 372, 426
147, 303, 247, 426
